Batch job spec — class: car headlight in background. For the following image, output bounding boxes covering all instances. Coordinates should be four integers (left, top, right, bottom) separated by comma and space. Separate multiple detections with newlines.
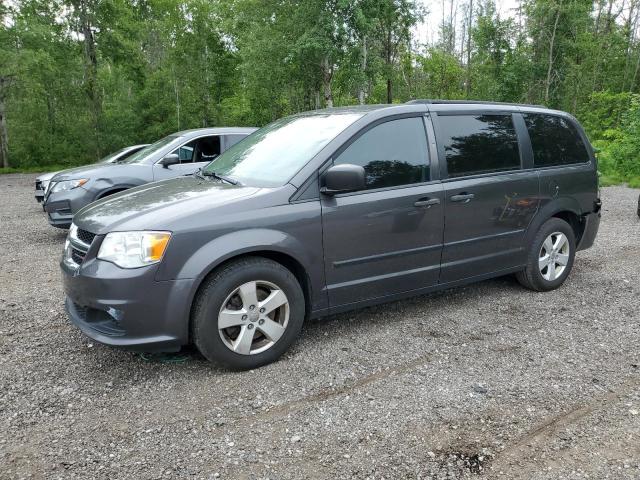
50, 178, 89, 194
97, 231, 171, 268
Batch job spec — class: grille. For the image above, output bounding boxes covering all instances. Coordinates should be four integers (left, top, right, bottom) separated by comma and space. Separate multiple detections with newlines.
76, 229, 96, 245
71, 247, 86, 265
35, 180, 42, 190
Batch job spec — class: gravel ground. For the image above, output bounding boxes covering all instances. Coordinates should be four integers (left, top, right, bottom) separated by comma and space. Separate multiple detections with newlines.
0, 173, 639, 480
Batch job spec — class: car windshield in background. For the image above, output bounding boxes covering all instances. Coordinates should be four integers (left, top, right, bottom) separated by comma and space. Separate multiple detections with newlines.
203, 113, 364, 187
118, 136, 179, 164
98, 147, 133, 164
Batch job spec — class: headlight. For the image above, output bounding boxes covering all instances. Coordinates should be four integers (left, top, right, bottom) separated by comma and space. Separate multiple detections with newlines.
97, 231, 171, 268
51, 178, 89, 193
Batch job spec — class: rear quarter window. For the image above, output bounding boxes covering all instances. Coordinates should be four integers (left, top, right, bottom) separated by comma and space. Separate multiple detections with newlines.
524, 114, 590, 167
437, 114, 521, 178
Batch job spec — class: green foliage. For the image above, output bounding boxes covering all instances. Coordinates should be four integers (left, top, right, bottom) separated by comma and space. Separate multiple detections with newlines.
1, 0, 640, 187
596, 95, 640, 185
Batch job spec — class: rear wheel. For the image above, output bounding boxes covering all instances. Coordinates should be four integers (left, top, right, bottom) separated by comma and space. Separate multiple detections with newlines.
516, 217, 576, 292
192, 257, 305, 370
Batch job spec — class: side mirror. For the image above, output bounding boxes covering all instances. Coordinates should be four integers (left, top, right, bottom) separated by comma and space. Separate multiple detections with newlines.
160, 154, 180, 169
321, 164, 366, 195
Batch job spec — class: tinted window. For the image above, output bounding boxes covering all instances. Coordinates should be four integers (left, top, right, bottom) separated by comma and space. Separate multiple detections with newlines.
524, 114, 589, 167
438, 114, 520, 178
334, 117, 429, 189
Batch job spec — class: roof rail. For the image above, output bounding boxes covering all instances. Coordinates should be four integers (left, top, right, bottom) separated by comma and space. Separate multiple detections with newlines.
406, 99, 546, 109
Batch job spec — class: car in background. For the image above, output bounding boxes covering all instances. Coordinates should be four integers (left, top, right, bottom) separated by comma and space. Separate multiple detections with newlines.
43, 127, 256, 228
34, 145, 149, 204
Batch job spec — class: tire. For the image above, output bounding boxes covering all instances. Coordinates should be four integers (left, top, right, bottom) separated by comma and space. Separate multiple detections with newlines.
516, 217, 576, 292
192, 256, 305, 370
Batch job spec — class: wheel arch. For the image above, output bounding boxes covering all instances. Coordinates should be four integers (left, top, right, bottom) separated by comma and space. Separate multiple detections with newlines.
95, 185, 133, 200
525, 198, 586, 247
177, 229, 317, 341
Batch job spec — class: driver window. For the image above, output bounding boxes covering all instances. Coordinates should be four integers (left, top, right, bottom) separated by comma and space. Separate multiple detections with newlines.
334, 117, 429, 190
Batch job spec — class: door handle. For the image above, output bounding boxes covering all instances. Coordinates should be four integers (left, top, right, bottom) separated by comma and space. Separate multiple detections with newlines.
450, 193, 475, 203
414, 198, 440, 208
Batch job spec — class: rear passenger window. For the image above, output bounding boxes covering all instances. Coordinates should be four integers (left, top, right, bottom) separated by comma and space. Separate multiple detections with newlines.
438, 114, 520, 178
524, 114, 589, 167
334, 117, 429, 189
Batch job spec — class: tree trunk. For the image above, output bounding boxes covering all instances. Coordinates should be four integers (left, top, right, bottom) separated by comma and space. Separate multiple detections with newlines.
203, 44, 211, 127
544, 6, 561, 105
358, 36, 367, 105
173, 66, 181, 130
78, 0, 100, 155
0, 89, 8, 169
321, 56, 333, 108
465, 0, 473, 96
386, 28, 393, 104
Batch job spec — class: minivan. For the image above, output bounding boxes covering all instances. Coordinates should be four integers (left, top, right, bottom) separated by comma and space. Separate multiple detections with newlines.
61, 101, 601, 370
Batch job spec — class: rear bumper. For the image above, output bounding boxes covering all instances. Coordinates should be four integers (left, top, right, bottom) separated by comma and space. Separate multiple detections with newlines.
62, 257, 195, 352
577, 211, 600, 251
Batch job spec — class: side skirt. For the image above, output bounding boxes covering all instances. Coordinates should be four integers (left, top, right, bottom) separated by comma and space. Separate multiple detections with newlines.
308, 265, 525, 320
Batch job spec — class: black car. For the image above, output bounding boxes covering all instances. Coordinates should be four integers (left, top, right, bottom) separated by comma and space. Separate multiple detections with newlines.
61, 101, 601, 370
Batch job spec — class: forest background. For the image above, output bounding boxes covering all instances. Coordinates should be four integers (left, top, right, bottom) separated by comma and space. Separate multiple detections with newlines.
1, 0, 640, 186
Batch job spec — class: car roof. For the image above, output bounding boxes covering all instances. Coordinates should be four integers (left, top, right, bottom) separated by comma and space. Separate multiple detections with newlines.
174, 127, 258, 139
293, 101, 570, 120
406, 99, 570, 117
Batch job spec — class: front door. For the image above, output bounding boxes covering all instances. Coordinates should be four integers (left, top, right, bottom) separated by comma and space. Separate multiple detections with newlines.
434, 113, 539, 283
321, 116, 444, 307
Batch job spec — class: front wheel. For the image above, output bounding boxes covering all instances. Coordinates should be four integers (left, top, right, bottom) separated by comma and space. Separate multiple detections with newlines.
192, 257, 305, 370
516, 217, 576, 292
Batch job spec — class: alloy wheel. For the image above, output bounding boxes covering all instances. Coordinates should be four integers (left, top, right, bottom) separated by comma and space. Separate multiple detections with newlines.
217, 280, 290, 355
538, 231, 570, 281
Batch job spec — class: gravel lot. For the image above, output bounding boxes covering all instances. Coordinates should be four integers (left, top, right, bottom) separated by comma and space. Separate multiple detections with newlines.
0, 173, 639, 480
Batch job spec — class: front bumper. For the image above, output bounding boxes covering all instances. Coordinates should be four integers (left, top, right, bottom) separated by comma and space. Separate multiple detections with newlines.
43, 188, 93, 228
62, 251, 195, 352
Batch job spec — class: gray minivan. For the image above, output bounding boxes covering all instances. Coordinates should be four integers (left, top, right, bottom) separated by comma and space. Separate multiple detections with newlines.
61, 101, 601, 369
43, 127, 256, 228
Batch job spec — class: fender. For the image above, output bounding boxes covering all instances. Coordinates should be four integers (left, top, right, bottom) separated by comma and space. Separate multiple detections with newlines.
523, 196, 583, 246
165, 228, 321, 326
176, 228, 313, 281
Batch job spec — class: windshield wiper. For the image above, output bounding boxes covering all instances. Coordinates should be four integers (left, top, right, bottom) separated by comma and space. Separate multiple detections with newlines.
201, 170, 239, 185
192, 167, 206, 180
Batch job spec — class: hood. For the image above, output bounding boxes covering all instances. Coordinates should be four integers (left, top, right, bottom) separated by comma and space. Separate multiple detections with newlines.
50, 163, 119, 182
73, 176, 262, 234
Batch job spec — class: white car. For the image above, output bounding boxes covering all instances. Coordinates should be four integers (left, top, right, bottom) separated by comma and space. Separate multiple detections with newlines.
34, 144, 149, 204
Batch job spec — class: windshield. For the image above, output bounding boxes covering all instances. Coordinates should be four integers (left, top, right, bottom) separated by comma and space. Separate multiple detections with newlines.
203, 113, 363, 187
98, 147, 132, 164
118, 136, 179, 164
